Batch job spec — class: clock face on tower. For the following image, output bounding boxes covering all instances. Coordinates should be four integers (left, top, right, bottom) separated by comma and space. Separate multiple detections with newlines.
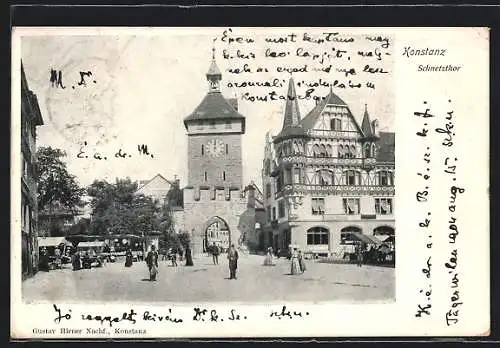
206, 139, 225, 158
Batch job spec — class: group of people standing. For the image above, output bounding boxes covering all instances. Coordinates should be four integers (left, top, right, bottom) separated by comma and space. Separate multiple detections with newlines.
262, 247, 306, 275
208, 243, 238, 279
290, 248, 307, 275
137, 245, 194, 281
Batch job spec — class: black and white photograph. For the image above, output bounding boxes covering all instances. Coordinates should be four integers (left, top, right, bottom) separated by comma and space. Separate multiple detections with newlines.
19, 29, 395, 304
11, 26, 489, 338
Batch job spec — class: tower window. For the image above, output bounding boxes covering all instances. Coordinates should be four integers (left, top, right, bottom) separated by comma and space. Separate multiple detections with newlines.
223, 171, 226, 181
225, 144, 228, 154
201, 144, 204, 155
204, 172, 208, 181
225, 120, 232, 129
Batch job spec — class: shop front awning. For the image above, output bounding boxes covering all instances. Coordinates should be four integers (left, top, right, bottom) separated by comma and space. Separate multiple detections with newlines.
348, 232, 382, 246
77, 241, 106, 248
38, 237, 71, 247
374, 234, 395, 243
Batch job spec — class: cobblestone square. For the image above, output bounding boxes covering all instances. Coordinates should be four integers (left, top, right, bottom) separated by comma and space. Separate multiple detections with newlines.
23, 254, 394, 303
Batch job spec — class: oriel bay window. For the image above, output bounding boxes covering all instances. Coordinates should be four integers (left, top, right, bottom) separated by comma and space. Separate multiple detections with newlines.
378, 170, 394, 186
316, 170, 333, 186
311, 197, 325, 215
284, 168, 293, 185
307, 227, 329, 245
343, 170, 361, 186
343, 198, 360, 215
375, 198, 393, 214
276, 172, 283, 192
293, 168, 301, 184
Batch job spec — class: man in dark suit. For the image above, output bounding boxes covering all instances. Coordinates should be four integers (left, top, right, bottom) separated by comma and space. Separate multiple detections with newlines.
227, 244, 239, 279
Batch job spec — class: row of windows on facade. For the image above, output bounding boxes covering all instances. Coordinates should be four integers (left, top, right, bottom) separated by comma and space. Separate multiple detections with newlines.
276, 141, 377, 160
266, 170, 394, 197
203, 171, 228, 182
305, 226, 392, 246
266, 197, 393, 221
196, 120, 233, 130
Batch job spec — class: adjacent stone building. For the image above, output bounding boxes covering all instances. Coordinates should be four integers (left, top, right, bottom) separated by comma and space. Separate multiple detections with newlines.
261, 78, 395, 257
21, 62, 44, 278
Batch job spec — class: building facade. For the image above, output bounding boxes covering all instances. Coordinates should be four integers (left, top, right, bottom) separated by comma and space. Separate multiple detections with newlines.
21, 62, 44, 278
136, 174, 180, 204
261, 78, 395, 257
180, 49, 257, 255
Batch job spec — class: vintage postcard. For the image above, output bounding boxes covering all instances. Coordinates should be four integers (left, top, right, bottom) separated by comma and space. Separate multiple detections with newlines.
11, 27, 489, 338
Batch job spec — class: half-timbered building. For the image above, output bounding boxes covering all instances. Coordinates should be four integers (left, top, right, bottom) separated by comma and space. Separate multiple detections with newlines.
261, 78, 395, 257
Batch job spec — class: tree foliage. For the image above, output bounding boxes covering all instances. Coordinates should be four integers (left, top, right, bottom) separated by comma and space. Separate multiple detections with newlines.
36, 146, 85, 213
87, 178, 162, 236
165, 182, 183, 208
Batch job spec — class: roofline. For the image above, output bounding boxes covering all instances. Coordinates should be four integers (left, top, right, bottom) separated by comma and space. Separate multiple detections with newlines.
136, 173, 176, 191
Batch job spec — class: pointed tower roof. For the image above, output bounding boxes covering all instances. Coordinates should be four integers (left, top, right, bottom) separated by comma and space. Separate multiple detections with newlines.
282, 78, 301, 128
273, 78, 307, 143
361, 104, 378, 139
206, 47, 222, 79
184, 47, 245, 132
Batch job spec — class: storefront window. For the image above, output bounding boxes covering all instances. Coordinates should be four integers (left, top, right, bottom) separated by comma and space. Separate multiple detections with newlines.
307, 227, 329, 245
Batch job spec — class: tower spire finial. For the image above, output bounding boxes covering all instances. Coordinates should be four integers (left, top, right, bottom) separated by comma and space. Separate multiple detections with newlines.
206, 40, 222, 93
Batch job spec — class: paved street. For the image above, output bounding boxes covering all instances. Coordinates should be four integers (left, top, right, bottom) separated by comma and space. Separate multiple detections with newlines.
23, 254, 394, 303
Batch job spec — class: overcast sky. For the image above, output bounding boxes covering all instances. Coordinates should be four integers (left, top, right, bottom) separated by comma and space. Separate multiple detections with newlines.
20, 28, 394, 189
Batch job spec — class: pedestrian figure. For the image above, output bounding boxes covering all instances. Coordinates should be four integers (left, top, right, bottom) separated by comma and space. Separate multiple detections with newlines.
82, 251, 92, 269
161, 249, 168, 261
228, 244, 239, 279
263, 247, 274, 266
185, 246, 193, 266
298, 250, 306, 273
171, 249, 178, 267
125, 248, 133, 267
212, 243, 220, 265
355, 242, 364, 267
39, 247, 50, 272
145, 245, 159, 281
54, 247, 62, 269
71, 251, 81, 271
290, 248, 301, 275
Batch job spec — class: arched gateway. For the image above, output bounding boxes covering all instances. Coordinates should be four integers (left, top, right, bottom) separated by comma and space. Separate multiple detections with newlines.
202, 216, 231, 253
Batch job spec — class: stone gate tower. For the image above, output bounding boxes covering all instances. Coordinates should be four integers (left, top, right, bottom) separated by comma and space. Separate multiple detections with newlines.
182, 48, 255, 255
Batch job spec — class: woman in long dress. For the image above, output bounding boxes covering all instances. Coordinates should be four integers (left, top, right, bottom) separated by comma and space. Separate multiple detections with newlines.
125, 249, 133, 267
185, 246, 193, 266
263, 247, 274, 266
290, 248, 301, 275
